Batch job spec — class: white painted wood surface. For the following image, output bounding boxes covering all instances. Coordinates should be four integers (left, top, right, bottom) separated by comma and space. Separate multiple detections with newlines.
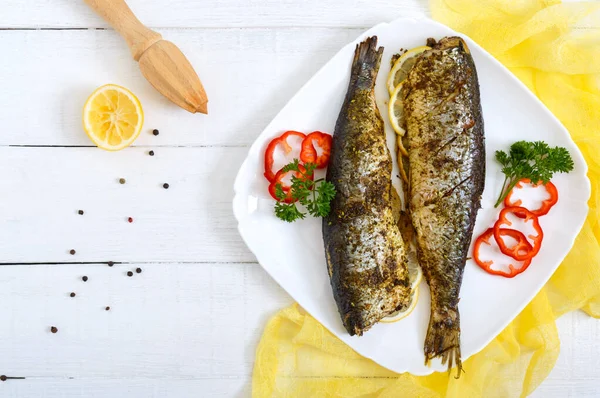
0, 1, 598, 396
0, 0, 429, 28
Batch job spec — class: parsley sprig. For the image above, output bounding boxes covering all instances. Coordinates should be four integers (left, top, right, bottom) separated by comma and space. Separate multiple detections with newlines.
495, 141, 574, 207
274, 159, 336, 222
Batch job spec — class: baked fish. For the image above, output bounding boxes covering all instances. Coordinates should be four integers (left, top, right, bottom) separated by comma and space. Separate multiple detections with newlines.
323, 37, 411, 336
402, 37, 485, 375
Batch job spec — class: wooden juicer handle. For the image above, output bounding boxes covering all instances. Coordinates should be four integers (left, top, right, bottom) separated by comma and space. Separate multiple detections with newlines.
84, 0, 162, 61
83, 0, 209, 114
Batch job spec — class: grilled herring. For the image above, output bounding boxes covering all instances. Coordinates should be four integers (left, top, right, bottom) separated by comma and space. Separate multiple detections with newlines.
323, 37, 411, 336
403, 36, 485, 375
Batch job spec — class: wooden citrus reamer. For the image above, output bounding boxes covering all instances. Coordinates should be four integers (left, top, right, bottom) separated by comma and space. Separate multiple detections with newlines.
84, 0, 208, 114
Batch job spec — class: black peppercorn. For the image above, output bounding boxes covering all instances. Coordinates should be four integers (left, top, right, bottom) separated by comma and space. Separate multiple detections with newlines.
82, 276, 88, 282
127, 271, 133, 277
70, 292, 76, 297
78, 210, 84, 215
163, 183, 169, 189
136, 267, 142, 274
149, 150, 154, 156
152, 129, 159, 136
50, 326, 58, 333
70, 249, 76, 255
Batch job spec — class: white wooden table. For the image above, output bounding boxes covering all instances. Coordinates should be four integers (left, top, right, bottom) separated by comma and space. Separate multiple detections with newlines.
0, 1, 598, 396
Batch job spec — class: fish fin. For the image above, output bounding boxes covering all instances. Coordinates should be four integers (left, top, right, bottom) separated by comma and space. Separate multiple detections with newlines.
424, 309, 463, 378
350, 36, 384, 90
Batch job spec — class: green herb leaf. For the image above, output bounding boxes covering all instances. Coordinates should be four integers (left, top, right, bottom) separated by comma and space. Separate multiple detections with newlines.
304, 162, 317, 177
281, 158, 301, 173
274, 183, 287, 202
274, 202, 305, 222
307, 181, 336, 218
290, 175, 312, 203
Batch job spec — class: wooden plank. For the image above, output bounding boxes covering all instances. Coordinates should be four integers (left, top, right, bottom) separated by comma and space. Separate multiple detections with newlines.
544, 311, 600, 381
0, 0, 429, 28
0, 262, 292, 379
0, 268, 597, 392
1, 376, 598, 398
533, 311, 600, 397
0, 147, 260, 263
4, 24, 593, 148
0, 379, 250, 398
0, 28, 363, 146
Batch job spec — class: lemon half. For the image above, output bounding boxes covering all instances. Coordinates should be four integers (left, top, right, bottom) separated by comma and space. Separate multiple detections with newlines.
83, 84, 144, 151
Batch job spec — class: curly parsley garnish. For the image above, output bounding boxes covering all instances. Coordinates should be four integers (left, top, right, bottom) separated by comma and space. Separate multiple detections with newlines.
495, 141, 574, 207
274, 159, 336, 222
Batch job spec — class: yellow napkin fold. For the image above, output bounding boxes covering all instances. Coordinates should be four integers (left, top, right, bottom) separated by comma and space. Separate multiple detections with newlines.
252, 1, 600, 396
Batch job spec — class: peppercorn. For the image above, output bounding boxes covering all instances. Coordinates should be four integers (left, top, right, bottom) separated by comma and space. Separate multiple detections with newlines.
127, 271, 133, 277
78, 210, 84, 215
119, 178, 126, 184
107, 261, 114, 267
70, 292, 76, 297
50, 326, 58, 333
149, 150, 154, 156
163, 183, 169, 189
152, 129, 159, 136
69, 249, 76, 255
105, 306, 110, 311
128, 217, 133, 223
136, 268, 142, 274
82, 276, 88, 282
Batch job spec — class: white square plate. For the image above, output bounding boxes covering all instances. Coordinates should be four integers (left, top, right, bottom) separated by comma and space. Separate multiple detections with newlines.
232, 17, 590, 375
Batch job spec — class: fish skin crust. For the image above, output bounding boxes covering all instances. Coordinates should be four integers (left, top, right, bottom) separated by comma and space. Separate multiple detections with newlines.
403, 36, 485, 377
323, 36, 411, 337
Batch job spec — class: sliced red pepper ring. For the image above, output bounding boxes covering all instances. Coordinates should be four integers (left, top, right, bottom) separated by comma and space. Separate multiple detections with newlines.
493, 206, 543, 261
473, 228, 533, 278
268, 165, 313, 204
504, 178, 559, 217
300, 131, 332, 169
264, 131, 306, 182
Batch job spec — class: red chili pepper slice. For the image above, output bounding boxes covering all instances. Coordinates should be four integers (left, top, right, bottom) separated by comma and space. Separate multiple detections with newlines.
504, 178, 558, 217
264, 131, 306, 182
473, 228, 533, 278
493, 206, 543, 261
300, 131, 332, 169
268, 165, 313, 203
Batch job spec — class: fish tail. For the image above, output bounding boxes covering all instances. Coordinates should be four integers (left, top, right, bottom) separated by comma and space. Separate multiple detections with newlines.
424, 307, 463, 378
350, 36, 384, 90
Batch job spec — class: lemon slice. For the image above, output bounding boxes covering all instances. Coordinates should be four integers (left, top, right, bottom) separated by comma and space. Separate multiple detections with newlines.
381, 288, 419, 324
398, 151, 409, 183
386, 46, 431, 95
381, 249, 423, 324
408, 256, 423, 290
389, 82, 407, 137
83, 84, 144, 151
